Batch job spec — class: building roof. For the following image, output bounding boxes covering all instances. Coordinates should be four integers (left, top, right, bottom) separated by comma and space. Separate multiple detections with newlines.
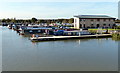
74, 15, 116, 19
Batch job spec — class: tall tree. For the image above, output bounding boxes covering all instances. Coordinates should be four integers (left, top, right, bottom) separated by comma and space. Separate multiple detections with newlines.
31, 17, 37, 23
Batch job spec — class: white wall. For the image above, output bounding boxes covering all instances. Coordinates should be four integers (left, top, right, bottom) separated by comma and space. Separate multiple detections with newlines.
74, 17, 80, 29
74, 18, 115, 29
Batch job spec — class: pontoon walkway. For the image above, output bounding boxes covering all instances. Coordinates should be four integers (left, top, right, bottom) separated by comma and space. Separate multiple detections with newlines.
30, 34, 112, 41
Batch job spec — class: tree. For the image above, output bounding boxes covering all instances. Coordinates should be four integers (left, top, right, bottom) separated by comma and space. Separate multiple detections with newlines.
39, 20, 45, 23
2, 19, 6, 22
47, 20, 51, 24
69, 18, 74, 24
6, 18, 11, 23
57, 19, 64, 24
31, 17, 37, 23
62, 19, 68, 23
24, 20, 31, 23
11, 18, 16, 23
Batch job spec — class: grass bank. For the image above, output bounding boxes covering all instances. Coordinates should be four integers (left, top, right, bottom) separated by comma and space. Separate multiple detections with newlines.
88, 29, 120, 31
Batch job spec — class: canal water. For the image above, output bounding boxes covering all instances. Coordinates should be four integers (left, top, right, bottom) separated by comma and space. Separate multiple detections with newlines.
2, 27, 118, 71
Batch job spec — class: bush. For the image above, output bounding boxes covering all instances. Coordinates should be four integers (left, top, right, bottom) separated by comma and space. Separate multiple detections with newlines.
112, 33, 120, 40
89, 30, 97, 34
116, 26, 120, 29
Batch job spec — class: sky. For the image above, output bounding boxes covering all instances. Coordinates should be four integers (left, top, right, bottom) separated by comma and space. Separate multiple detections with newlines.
0, 1, 119, 19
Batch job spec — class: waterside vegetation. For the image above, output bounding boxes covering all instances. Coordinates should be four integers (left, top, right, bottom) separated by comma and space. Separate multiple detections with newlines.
0, 18, 74, 24
112, 33, 120, 40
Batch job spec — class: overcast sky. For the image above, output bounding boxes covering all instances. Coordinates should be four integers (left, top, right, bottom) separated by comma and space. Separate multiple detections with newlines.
0, 1, 119, 19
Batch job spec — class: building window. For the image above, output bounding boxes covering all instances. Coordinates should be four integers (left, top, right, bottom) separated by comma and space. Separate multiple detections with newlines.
108, 24, 111, 28
91, 19, 93, 21
91, 24, 94, 28
83, 24, 85, 28
97, 24, 100, 28
113, 19, 115, 21
111, 19, 115, 21
97, 19, 100, 21
87, 26, 90, 28
83, 19, 86, 21
103, 24, 106, 26
79, 24, 82, 28
80, 19, 82, 21
104, 19, 106, 21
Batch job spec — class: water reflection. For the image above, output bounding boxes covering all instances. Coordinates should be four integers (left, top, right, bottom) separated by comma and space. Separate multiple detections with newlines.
31, 38, 114, 47
0, 26, 2, 72
2, 27, 118, 71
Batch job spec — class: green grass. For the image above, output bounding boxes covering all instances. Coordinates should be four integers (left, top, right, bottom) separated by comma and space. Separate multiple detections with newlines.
88, 29, 120, 31
88, 29, 120, 34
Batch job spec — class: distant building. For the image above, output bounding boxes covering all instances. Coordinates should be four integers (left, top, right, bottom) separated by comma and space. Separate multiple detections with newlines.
74, 15, 116, 29
118, 1, 120, 19
116, 19, 120, 26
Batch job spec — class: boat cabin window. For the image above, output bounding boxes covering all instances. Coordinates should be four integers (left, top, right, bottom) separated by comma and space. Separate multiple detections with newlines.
38, 30, 41, 32
33, 26, 38, 28
29, 30, 33, 32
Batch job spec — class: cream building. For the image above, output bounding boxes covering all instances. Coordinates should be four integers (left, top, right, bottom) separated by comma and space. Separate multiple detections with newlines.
74, 15, 116, 29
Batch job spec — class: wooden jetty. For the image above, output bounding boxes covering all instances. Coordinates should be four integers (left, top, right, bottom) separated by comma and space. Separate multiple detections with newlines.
30, 34, 112, 41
